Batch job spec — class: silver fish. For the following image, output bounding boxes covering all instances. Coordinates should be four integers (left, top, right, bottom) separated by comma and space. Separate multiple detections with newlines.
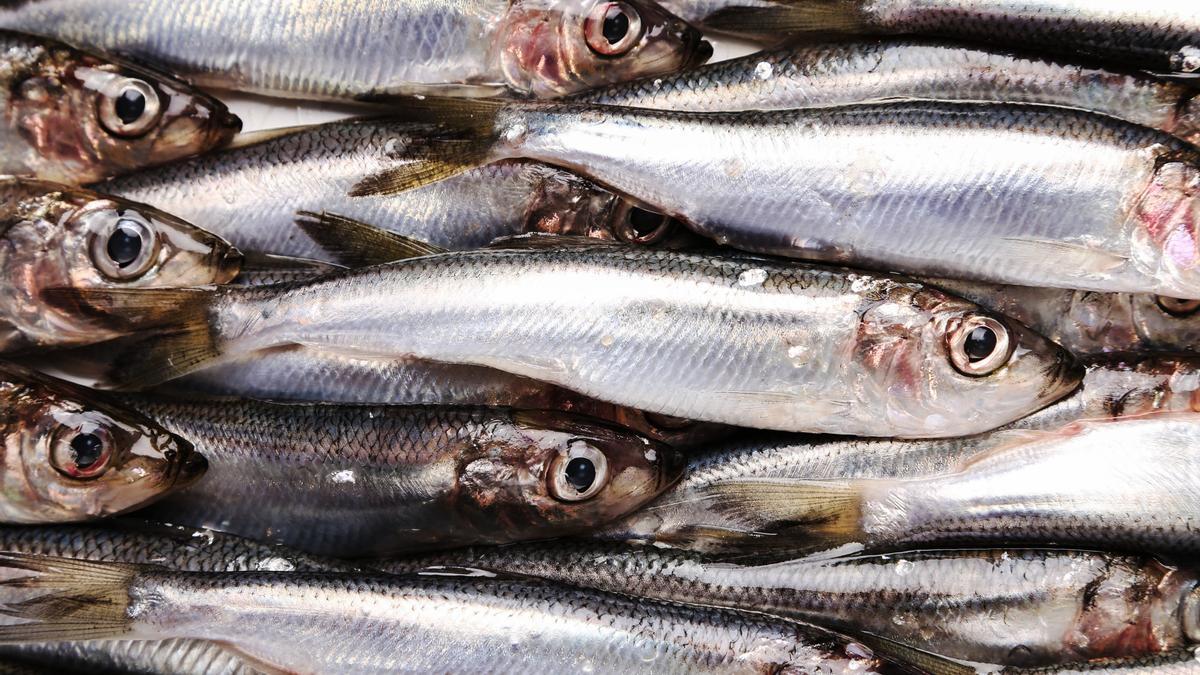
55, 245, 1081, 438
0, 553, 892, 674
0, 0, 710, 100
577, 39, 1200, 146
97, 119, 701, 261
698, 0, 1200, 76
0, 178, 242, 354
384, 544, 1200, 668
374, 97, 1200, 298
0, 30, 239, 184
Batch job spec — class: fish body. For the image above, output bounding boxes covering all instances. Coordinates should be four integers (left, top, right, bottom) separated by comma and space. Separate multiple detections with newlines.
0, 178, 241, 354
578, 39, 1200, 146
0, 365, 205, 524
66, 246, 1081, 438
387, 544, 1200, 668
0, 0, 709, 99
125, 398, 681, 556
0, 30, 239, 184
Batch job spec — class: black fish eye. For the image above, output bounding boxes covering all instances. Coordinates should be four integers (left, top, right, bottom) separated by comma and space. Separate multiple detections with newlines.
602, 9, 630, 44
115, 87, 147, 125
565, 457, 597, 492
98, 77, 162, 137
70, 433, 104, 470
628, 207, 666, 238
106, 220, 144, 267
964, 326, 997, 362
585, 2, 642, 56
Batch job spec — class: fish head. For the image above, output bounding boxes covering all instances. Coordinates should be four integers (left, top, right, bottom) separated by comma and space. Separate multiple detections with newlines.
1129, 294, 1200, 351
0, 178, 242, 351
1130, 159, 1200, 299
859, 284, 1082, 437
456, 410, 684, 539
497, 0, 711, 97
0, 364, 205, 523
5, 38, 240, 183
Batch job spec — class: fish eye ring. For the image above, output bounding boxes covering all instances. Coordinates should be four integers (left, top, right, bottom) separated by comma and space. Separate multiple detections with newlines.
614, 203, 674, 245
584, 2, 643, 57
97, 77, 162, 138
549, 440, 609, 502
89, 211, 161, 281
1156, 295, 1200, 317
49, 425, 113, 480
947, 315, 1012, 377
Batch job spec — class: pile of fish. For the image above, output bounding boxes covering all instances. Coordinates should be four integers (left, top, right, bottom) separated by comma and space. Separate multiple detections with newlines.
0, 1, 1195, 673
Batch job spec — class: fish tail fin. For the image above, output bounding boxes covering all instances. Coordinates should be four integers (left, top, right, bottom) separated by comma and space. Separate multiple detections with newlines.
701, 479, 866, 550
294, 211, 449, 267
0, 553, 139, 642
351, 97, 511, 197
43, 287, 223, 389
705, 0, 869, 39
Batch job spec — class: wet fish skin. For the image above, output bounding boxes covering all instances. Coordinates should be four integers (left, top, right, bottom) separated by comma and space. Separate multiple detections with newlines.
66, 246, 1081, 438
0, 178, 241, 354
0, 0, 709, 100
0, 554, 893, 675
0, 364, 205, 524
0, 30, 239, 184
383, 544, 1200, 668
1006, 649, 1200, 673
124, 398, 681, 556
577, 39, 1200, 146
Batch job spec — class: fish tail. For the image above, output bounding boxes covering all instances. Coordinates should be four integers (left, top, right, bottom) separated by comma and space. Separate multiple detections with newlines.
701, 479, 866, 551
350, 97, 510, 197
294, 211, 448, 267
43, 287, 223, 390
0, 553, 138, 642
705, 0, 870, 39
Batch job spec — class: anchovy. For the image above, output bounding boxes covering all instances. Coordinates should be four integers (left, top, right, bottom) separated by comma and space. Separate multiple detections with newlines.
0, 0, 710, 99
377, 97, 1200, 298
55, 245, 1081, 438
577, 39, 1200, 146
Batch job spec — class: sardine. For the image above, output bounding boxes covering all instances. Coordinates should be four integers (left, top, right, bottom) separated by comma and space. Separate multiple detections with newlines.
0, 0, 710, 100
0, 365, 205, 524
0, 178, 242, 354
0, 553, 894, 674
596, 353, 1200, 552
123, 398, 681, 556
54, 245, 1082, 437
376, 98, 1200, 297
698, 0, 1200, 76
97, 119, 702, 261
1008, 650, 1200, 673
577, 39, 1200, 146
0, 30, 239, 184
384, 544, 1200, 668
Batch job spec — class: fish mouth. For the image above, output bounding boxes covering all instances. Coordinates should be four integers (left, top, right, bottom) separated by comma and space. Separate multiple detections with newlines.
212, 108, 244, 141
170, 438, 208, 488
211, 244, 245, 284
686, 38, 714, 69
1042, 348, 1085, 402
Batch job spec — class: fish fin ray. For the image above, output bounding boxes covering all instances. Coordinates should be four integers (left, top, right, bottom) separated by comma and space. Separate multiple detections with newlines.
850, 632, 979, 675
701, 479, 866, 549
485, 233, 623, 250
0, 554, 137, 643
705, 0, 869, 39
994, 238, 1129, 276
294, 211, 448, 267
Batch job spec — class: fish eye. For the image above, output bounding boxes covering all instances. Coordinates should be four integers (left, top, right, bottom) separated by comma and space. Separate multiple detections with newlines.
584, 2, 643, 57
89, 211, 161, 281
1156, 295, 1200, 317
50, 426, 113, 480
615, 203, 674, 244
98, 77, 162, 137
947, 315, 1012, 377
549, 440, 610, 502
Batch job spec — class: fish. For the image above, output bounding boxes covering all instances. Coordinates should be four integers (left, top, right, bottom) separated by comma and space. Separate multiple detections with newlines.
50, 243, 1082, 438
95, 119, 703, 262
576, 39, 1200, 147
369, 97, 1200, 298
0, 178, 242, 354
0, 30, 240, 184
596, 353, 1200, 553
696, 0, 1200, 77
0, 554, 896, 675
1005, 650, 1200, 674
0, 522, 351, 675
922, 278, 1200, 355
382, 544, 1200, 668
0, 0, 711, 100
0, 364, 206, 524
122, 398, 682, 556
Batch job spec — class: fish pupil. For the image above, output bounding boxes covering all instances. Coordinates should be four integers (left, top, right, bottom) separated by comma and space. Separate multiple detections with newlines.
602, 10, 629, 44
107, 222, 143, 267
70, 433, 103, 470
565, 457, 597, 492
628, 208, 665, 237
115, 88, 147, 125
964, 326, 997, 362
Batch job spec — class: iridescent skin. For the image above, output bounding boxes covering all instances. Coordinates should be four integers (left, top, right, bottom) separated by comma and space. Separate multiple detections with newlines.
92, 247, 1080, 437
0, 30, 239, 184
387, 544, 1200, 668
484, 100, 1200, 297
0, 0, 708, 99
579, 39, 1200, 146
0, 178, 241, 353
98, 118, 704, 261
0, 365, 205, 524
